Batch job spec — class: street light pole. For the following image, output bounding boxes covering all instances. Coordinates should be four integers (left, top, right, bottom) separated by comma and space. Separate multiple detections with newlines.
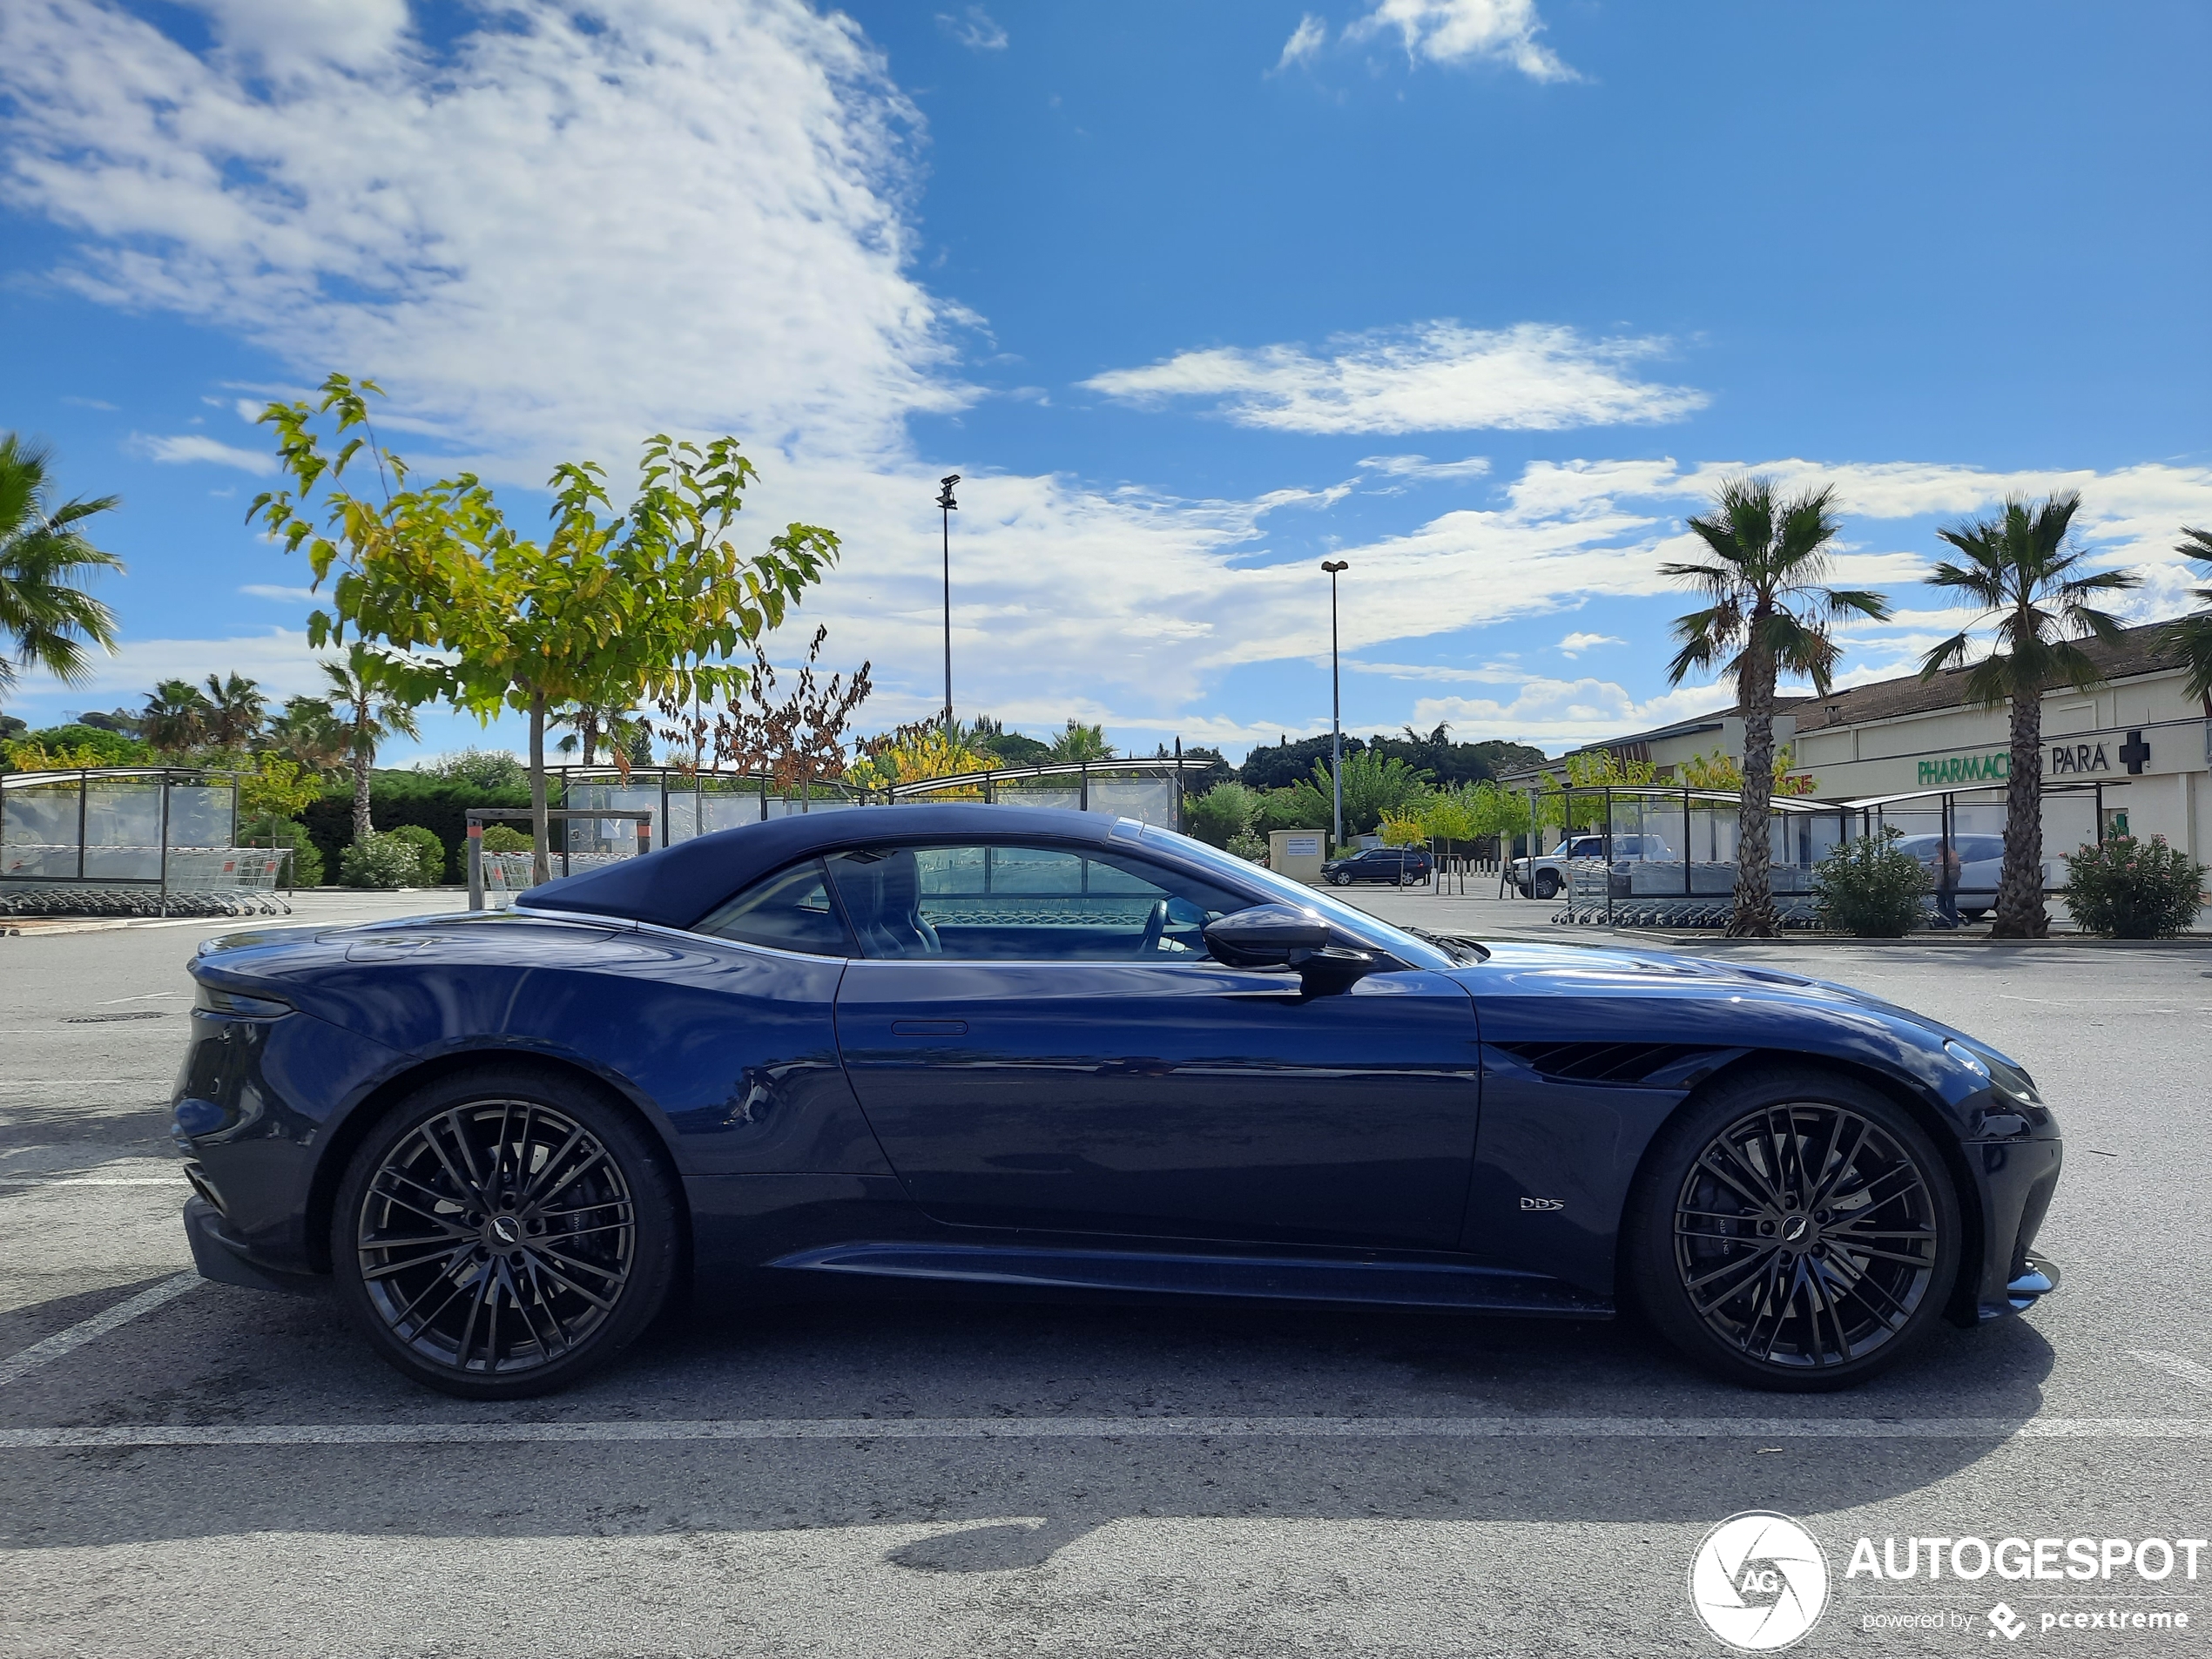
937, 474, 960, 738
1321, 559, 1348, 853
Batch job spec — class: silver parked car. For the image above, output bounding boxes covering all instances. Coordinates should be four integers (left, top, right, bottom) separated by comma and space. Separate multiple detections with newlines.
1889, 833, 2053, 922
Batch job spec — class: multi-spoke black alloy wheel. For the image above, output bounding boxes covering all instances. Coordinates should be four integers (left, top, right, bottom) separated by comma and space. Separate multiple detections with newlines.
333, 1069, 678, 1399
1627, 1068, 1959, 1391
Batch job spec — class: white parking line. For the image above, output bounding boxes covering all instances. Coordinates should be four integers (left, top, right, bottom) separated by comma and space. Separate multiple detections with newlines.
3, 1415, 2209, 1449
2131, 1351, 2212, 1391
0, 1274, 199, 1390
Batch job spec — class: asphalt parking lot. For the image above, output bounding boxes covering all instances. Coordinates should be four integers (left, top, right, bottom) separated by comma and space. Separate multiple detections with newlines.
3, 888, 2209, 1657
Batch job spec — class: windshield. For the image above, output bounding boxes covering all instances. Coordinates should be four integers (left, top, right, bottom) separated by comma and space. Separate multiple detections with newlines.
1146, 826, 1459, 971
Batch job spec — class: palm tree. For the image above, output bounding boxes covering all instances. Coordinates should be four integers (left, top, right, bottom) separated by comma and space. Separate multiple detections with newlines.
202, 672, 267, 751
1919, 493, 2139, 937
139, 678, 214, 753
1046, 719, 1116, 763
266, 694, 350, 779
2163, 527, 2212, 715
551, 699, 645, 767
1663, 476, 1889, 936
0, 434, 124, 697
324, 644, 423, 843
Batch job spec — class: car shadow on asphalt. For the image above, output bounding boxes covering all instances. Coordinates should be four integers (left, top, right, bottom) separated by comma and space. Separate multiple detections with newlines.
1, 1278, 2060, 1566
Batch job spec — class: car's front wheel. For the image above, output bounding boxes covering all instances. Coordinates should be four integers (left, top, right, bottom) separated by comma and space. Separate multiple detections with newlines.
331, 1066, 680, 1399
1533, 871, 1560, 899
1332, 872, 1352, 886
1624, 1067, 1960, 1390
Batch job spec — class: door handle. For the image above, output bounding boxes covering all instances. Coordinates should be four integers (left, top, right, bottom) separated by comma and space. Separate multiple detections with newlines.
890, 1020, 968, 1036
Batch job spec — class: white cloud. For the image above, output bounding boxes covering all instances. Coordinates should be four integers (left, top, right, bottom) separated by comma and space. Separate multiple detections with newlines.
935, 6, 1008, 51
62, 395, 117, 410
0, 0, 971, 472
1083, 322, 1704, 435
8, 627, 331, 703
1345, 0, 1575, 83
1276, 14, 1327, 71
1359, 453, 1492, 483
1556, 631, 1623, 658
132, 433, 277, 475
239, 583, 319, 603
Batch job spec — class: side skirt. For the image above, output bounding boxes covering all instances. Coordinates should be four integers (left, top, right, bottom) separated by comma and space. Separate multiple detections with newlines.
765, 1241, 1614, 1318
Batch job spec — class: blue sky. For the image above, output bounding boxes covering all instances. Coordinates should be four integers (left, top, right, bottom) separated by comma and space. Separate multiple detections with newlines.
3, 0, 2207, 764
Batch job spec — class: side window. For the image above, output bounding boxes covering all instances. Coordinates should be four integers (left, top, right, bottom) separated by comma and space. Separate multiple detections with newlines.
826, 842, 1251, 962
695, 858, 856, 956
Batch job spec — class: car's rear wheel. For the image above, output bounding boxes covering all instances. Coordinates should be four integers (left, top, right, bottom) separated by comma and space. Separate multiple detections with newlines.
1624, 1067, 1960, 1390
331, 1067, 679, 1399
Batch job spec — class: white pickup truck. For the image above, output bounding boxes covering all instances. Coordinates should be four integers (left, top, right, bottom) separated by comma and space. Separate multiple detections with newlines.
1507, 833, 1675, 900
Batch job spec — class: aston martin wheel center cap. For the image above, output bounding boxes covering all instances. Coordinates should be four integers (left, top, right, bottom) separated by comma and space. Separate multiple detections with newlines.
488, 1214, 523, 1248
1782, 1215, 1811, 1244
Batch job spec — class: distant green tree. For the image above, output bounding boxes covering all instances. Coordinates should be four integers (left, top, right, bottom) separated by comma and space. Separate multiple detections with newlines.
324, 644, 425, 844
0, 433, 124, 698
1046, 720, 1116, 763
139, 678, 214, 753
424, 747, 528, 791
2162, 526, 2212, 712
1281, 747, 1432, 841
1186, 781, 1261, 848
1918, 492, 2138, 937
266, 695, 349, 778
202, 672, 268, 750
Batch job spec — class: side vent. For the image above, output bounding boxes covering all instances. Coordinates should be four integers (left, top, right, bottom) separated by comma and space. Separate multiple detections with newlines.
1494, 1042, 1719, 1086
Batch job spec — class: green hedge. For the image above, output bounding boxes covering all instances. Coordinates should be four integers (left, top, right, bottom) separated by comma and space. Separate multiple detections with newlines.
302, 773, 533, 884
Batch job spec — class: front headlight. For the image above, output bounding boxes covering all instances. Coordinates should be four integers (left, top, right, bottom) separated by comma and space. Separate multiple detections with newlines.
193, 982, 292, 1019
1946, 1038, 2040, 1104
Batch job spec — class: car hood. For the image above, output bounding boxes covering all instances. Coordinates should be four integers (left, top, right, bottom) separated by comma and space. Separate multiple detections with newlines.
1444, 939, 1999, 1057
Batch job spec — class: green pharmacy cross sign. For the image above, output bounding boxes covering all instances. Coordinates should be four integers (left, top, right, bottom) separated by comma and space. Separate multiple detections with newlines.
1917, 751, 2010, 786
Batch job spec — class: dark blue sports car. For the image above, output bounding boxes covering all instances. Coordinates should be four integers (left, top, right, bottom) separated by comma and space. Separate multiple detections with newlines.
172, 804, 2060, 1399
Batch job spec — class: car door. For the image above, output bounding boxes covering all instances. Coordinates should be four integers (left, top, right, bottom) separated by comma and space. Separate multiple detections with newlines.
828, 838, 1483, 1251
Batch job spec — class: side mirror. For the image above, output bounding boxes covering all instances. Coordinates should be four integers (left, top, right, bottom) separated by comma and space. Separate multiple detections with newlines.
1203, 903, 1332, 968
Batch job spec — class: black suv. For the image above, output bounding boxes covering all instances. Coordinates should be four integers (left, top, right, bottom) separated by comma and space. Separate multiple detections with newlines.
1320, 846, 1433, 887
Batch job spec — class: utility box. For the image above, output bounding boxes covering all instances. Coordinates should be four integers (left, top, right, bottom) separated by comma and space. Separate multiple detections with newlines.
1269, 829, 1326, 885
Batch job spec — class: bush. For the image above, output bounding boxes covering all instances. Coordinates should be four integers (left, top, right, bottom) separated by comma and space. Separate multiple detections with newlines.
2063, 835, 2206, 939
340, 831, 428, 890
239, 814, 325, 887
301, 772, 532, 886
479, 824, 533, 854
1251, 787, 1325, 837
421, 748, 528, 791
383, 822, 448, 886
1224, 832, 1268, 863
1185, 782, 1258, 848
1812, 827, 1929, 937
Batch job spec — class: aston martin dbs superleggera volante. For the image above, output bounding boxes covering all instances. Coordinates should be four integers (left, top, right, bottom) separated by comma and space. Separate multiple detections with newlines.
172, 804, 2060, 1398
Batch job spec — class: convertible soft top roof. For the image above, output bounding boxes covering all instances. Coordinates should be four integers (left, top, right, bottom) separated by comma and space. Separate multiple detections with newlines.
518, 802, 1129, 931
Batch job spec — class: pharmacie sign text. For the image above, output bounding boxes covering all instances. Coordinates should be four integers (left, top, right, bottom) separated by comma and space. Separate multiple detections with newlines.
1918, 751, 2009, 786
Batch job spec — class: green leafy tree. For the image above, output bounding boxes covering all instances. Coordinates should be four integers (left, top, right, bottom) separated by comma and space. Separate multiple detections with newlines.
1663, 476, 1888, 936
202, 672, 268, 750
424, 747, 528, 791
139, 678, 214, 754
323, 645, 425, 845
0, 433, 124, 699
2162, 527, 2212, 713
1918, 492, 2139, 937
238, 752, 321, 820
251, 375, 839, 884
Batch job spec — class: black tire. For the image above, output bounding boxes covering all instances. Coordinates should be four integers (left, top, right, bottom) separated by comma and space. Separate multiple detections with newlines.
1623, 1066, 1960, 1391
1534, 871, 1560, 900
1332, 872, 1352, 887
1962, 909, 1987, 923
331, 1065, 680, 1399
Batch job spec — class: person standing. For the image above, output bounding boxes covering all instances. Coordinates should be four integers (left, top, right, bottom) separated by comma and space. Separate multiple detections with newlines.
1934, 834, 1962, 928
